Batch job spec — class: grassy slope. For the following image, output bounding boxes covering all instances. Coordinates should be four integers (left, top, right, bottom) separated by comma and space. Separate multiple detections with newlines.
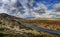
22, 20, 60, 31
0, 15, 59, 37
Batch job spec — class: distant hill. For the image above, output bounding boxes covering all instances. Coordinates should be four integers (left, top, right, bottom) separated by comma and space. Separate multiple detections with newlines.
0, 13, 24, 20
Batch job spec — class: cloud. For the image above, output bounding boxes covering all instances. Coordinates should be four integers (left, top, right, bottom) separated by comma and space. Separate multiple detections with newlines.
33, 3, 47, 14
53, 3, 60, 12
0, 0, 51, 19
1, 0, 60, 19
48, 3, 60, 18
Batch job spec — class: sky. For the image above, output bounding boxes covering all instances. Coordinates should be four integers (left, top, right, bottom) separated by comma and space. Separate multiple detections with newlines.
0, 0, 60, 19
34, 0, 60, 9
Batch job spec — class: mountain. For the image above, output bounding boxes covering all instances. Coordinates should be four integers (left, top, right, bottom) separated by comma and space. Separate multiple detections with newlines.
0, 13, 38, 37
0, 13, 46, 37
0, 13, 24, 19
0, 13, 59, 37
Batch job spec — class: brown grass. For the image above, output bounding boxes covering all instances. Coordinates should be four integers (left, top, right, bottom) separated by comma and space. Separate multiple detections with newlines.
22, 20, 60, 31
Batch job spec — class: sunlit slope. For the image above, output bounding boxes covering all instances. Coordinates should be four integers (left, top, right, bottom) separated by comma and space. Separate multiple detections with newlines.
22, 19, 60, 31
0, 13, 59, 37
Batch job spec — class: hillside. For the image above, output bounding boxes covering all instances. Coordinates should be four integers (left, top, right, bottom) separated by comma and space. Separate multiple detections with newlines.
0, 13, 59, 37
23, 20, 60, 31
